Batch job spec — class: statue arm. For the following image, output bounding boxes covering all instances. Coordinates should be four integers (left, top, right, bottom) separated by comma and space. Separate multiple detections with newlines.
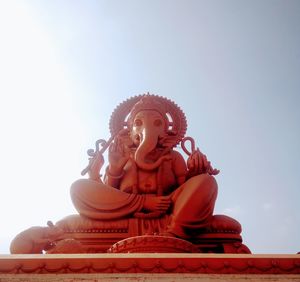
86, 152, 104, 182
104, 136, 130, 189
103, 166, 124, 189
171, 150, 188, 186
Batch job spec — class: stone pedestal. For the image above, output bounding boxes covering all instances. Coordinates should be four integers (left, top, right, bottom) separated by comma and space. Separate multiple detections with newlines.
0, 254, 299, 281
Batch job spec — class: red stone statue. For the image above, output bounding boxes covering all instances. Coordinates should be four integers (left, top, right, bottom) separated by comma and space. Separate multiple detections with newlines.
72, 94, 219, 236
10, 94, 250, 254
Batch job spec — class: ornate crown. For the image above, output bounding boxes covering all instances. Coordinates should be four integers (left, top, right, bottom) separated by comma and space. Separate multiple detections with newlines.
109, 94, 187, 147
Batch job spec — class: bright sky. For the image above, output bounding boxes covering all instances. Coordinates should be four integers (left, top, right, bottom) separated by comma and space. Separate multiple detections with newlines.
0, 0, 299, 254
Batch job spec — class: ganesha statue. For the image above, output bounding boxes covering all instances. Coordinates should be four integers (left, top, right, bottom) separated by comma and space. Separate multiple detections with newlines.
10, 94, 251, 254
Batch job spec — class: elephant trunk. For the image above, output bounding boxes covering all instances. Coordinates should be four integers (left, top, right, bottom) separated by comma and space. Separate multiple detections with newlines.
134, 128, 169, 170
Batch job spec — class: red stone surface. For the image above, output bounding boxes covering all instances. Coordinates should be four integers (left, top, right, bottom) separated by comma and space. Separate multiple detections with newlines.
0, 254, 299, 274
107, 235, 200, 253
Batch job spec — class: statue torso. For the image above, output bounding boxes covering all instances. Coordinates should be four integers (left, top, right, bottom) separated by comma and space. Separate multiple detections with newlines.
119, 150, 184, 195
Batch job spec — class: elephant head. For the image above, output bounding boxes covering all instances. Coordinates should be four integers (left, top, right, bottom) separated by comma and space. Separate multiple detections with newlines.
129, 109, 170, 170
108, 95, 187, 170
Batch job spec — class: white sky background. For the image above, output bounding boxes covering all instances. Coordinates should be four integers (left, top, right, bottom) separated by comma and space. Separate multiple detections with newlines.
0, 0, 299, 254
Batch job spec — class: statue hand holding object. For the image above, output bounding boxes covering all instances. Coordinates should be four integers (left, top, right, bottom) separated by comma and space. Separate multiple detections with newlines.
187, 148, 220, 176
81, 137, 112, 177
88, 152, 104, 182
182, 136, 220, 177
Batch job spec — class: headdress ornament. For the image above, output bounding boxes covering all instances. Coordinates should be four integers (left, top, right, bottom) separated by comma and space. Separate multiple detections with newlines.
128, 95, 167, 122
109, 93, 187, 147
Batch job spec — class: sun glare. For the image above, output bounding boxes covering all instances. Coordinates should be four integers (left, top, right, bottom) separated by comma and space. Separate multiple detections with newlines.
0, 1, 83, 253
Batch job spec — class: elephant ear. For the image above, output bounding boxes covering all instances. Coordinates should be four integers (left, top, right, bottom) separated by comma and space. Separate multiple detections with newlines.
158, 131, 179, 149
109, 94, 187, 148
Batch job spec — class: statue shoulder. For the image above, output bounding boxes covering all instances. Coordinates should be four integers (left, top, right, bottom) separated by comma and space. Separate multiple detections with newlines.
170, 149, 187, 170
168, 149, 187, 180
170, 149, 185, 161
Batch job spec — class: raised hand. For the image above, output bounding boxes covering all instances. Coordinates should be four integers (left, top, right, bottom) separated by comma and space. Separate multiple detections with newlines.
187, 148, 219, 176
108, 136, 130, 175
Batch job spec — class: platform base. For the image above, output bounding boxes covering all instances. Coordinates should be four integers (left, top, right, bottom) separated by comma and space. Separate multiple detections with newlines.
0, 253, 299, 282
